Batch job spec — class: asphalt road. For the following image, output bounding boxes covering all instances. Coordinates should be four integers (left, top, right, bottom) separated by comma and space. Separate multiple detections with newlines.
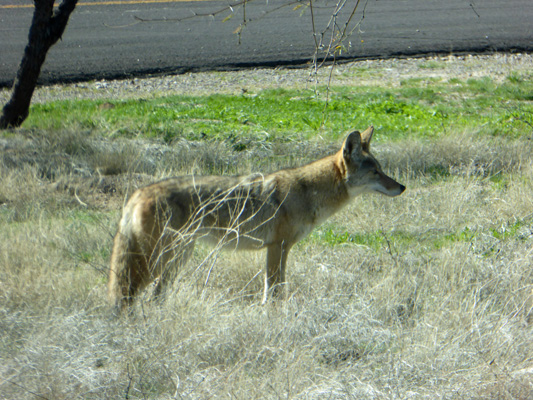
0, 0, 531, 87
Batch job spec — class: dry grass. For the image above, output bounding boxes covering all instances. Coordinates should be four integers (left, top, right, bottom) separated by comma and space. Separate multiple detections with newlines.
1, 130, 532, 399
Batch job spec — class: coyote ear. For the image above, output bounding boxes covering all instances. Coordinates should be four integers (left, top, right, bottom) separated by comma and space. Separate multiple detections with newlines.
360, 125, 374, 152
343, 130, 363, 161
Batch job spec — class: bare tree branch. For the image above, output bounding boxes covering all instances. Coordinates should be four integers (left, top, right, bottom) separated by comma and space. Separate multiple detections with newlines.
0, 0, 79, 128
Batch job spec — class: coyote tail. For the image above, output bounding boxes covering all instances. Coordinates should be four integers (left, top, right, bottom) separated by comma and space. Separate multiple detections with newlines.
107, 213, 149, 311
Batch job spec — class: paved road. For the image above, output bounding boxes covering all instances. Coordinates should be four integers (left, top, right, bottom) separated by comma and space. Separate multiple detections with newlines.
0, 0, 531, 87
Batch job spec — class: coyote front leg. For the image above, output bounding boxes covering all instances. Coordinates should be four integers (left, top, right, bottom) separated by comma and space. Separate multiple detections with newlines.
263, 241, 292, 304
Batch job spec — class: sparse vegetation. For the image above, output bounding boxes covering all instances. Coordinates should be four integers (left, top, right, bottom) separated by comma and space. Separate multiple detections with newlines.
1, 55, 532, 399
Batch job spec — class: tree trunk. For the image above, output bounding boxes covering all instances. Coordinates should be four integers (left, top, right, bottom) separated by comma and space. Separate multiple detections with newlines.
0, 0, 78, 129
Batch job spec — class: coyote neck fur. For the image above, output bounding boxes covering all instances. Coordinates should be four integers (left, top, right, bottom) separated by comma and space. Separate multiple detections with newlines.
270, 151, 350, 233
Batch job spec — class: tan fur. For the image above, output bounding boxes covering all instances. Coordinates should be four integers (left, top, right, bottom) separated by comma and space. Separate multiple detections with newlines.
108, 126, 405, 310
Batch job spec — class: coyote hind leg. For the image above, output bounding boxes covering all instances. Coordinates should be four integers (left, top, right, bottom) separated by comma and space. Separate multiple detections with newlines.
152, 231, 196, 299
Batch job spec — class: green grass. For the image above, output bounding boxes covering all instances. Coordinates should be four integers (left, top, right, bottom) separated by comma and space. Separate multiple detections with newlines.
309, 216, 531, 255
23, 74, 533, 142
418, 60, 447, 69
308, 226, 411, 251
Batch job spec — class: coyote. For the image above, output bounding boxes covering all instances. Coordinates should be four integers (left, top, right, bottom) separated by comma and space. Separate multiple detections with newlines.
108, 126, 405, 310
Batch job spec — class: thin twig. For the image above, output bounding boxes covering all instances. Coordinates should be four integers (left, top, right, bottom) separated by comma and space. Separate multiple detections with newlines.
0, 377, 50, 400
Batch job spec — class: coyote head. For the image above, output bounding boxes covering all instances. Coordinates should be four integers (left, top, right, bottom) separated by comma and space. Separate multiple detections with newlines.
340, 126, 405, 198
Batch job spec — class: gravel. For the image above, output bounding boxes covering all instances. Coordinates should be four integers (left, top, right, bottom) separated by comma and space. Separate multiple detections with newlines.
1, 53, 531, 104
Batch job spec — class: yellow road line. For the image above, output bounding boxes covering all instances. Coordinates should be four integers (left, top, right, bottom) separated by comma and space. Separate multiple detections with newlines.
1, 0, 211, 9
